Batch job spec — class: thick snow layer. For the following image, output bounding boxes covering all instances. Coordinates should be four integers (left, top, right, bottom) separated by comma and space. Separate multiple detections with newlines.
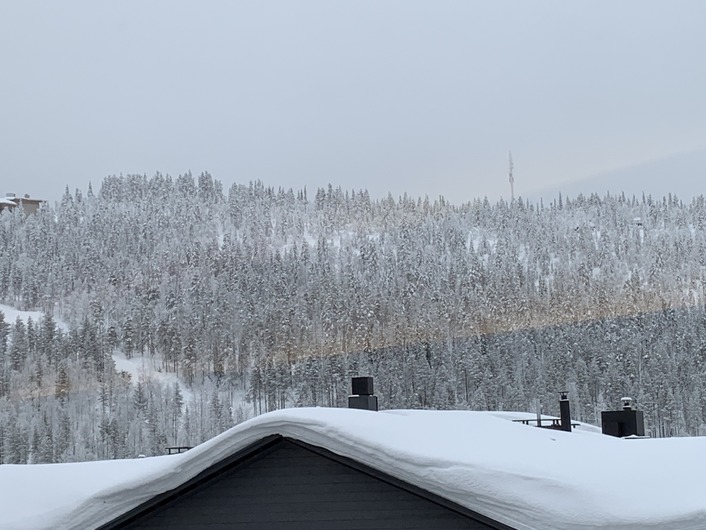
1, 408, 706, 530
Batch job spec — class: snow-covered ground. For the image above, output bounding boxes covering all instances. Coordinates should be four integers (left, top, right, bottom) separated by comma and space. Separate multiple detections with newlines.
111, 351, 194, 404
0, 304, 69, 331
1, 408, 705, 530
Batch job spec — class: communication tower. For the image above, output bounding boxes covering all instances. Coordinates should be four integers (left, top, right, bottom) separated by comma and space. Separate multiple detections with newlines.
508, 151, 515, 202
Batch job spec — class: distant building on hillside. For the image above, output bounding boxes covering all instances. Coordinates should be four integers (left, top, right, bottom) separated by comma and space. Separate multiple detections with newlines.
0, 196, 17, 212
1, 193, 46, 214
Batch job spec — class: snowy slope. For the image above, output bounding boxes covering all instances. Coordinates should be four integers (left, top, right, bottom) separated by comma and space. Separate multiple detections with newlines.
1, 408, 705, 530
0, 303, 194, 404
111, 352, 195, 404
0, 304, 68, 331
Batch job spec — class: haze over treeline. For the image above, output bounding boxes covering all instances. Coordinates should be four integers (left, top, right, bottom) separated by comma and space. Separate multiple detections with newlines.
2, 172, 706, 463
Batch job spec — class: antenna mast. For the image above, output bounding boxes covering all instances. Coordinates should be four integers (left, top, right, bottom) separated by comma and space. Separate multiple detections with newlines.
508, 150, 515, 202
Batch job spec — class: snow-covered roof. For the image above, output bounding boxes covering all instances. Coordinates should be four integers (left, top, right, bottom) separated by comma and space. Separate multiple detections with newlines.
0, 197, 17, 206
1, 408, 706, 530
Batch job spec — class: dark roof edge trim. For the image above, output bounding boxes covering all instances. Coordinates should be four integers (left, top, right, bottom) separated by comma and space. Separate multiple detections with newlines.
286, 437, 516, 530
98, 434, 283, 529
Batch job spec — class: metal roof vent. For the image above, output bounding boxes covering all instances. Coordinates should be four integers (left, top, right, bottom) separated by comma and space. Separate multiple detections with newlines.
348, 376, 378, 411
513, 392, 576, 431
601, 398, 645, 437
558, 391, 572, 432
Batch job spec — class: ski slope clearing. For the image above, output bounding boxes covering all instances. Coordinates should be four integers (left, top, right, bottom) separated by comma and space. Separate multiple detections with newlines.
0, 304, 68, 331
112, 351, 194, 404
0, 408, 705, 530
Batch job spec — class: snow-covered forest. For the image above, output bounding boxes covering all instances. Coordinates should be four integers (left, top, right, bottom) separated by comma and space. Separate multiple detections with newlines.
2, 172, 706, 463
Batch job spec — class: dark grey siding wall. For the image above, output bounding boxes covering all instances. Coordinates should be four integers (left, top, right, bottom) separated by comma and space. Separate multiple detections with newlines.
120, 439, 500, 530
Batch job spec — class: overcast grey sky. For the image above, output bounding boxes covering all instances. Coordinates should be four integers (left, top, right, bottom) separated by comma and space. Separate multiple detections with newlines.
2, 1, 705, 204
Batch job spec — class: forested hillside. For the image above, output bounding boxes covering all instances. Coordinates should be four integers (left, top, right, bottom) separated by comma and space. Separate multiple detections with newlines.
2, 172, 706, 463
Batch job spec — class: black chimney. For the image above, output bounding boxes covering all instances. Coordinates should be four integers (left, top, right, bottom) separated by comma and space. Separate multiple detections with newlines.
601, 397, 645, 437
348, 376, 378, 411
559, 391, 572, 432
